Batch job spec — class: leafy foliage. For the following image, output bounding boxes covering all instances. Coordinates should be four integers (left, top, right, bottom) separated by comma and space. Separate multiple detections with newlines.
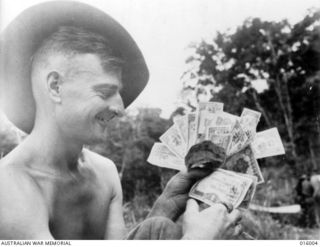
181, 9, 320, 174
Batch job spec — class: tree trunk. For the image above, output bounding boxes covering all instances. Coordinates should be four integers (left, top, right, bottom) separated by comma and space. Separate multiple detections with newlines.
251, 89, 273, 127
267, 32, 297, 161
309, 134, 320, 172
273, 75, 298, 160
281, 73, 298, 159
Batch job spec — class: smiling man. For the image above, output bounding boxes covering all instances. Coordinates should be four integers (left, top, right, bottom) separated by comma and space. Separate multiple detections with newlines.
0, 23, 129, 239
0, 1, 242, 240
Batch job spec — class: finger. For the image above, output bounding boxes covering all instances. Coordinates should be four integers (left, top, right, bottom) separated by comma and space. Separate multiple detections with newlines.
241, 231, 255, 240
186, 168, 213, 181
226, 224, 243, 239
220, 201, 233, 213
171, 170, 211, 191
233, 224, 243, 236
186, 199, 199, 214
228, 209, 242, 226
206, 202, 228, 214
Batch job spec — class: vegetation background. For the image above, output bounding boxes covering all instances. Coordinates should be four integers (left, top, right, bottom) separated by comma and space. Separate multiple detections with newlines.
1, 8, 320, 239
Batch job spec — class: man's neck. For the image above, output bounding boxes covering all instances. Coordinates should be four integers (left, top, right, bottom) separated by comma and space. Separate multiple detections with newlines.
17, 121, 84, 176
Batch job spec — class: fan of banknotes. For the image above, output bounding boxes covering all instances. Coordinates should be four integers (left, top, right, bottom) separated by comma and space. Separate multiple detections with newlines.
147, 102, 285, 210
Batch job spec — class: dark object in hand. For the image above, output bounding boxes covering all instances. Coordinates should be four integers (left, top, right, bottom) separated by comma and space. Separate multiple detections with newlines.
185, 141, 226, 172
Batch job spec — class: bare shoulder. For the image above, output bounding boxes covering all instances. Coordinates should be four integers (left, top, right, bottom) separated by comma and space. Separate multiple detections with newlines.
0, 163, 40, 207
82, 148, 120, 190
0, 162, 49, 238
83, 148, 118, 175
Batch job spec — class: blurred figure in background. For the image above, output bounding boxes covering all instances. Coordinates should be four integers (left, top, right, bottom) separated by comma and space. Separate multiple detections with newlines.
311, 172, 320, 227
295, 174, 316, 227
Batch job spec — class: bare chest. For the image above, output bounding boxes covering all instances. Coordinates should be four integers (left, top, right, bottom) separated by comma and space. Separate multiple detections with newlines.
44, 172, 112, 239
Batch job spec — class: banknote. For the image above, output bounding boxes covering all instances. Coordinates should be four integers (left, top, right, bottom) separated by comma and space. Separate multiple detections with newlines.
227, 120, 248, 156
189, 168, 254, 208
206, 125, 232, 136
147, 143, 186, 171
222, 145, 264, 184
187, 113, 197, 149
251, 128, 285, 159
173, 115, 188, 144
206, 126, 232, 150
240, 108, 261, 141
160, 124, 187, 158
238, 174, 257, 209
196, 102, 224, 143
240, 108, 261, 128
214, 112, 239, 128
204, 113, 217, 132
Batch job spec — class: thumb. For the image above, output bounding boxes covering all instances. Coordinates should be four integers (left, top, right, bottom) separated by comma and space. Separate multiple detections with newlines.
186, 199, 199, 214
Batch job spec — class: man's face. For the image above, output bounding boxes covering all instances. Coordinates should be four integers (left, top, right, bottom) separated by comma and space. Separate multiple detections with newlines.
56, 54, 124, 144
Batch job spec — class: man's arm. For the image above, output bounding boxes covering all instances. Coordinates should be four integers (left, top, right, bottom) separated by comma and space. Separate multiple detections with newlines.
84, 149, 126, 239
103, 164, 126, 239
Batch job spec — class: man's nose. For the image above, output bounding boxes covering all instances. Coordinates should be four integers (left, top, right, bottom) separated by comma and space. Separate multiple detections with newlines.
109, 92, 125, 117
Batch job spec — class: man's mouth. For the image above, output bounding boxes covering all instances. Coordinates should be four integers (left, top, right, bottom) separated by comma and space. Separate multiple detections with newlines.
95, 112, 115, 126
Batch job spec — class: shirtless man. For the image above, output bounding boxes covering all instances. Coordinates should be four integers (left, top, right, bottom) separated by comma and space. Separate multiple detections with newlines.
0, 1, 241, 240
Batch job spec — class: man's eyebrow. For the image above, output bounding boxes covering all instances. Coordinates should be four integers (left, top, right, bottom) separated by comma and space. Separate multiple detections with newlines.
91, 83, 122, 91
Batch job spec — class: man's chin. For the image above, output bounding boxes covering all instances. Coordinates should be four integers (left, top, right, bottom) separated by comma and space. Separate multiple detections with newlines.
86, 131, 108, 145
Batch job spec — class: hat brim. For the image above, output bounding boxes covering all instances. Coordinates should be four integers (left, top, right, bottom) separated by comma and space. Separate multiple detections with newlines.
0, 1, 149, 134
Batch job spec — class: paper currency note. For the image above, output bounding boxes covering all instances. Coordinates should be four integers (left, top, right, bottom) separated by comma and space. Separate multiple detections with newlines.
214, 112, 239, 128
204, 113, 217, 130
173, 115, 188, 144
240, 108, 261, 141
238, 174, 257, 209
206, 125, 232, 135
206, 126, 232, 150
196, 102, 224, 143
223, 145, 264, 184
240, 108, 261, 128
227, 120, 248, 156
160, 124, 187, 158
251, 128, 285, 159
147, 143, 186, 171
189, 169, 254, 208
187, 113, 197, 149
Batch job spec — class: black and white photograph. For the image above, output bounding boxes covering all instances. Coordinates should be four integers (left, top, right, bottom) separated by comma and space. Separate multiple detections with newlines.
0, 0, 319, 243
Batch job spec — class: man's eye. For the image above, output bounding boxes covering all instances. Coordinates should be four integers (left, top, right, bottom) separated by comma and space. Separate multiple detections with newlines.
98, 93, 109, 100
98, 91, 116, 100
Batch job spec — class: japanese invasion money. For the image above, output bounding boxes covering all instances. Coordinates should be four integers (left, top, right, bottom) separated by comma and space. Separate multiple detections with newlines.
251, 128, 286, 159
196, 102, 223, 143
147, 101, 285, 209
147, 143, 186, 172
189, 169, 257, 209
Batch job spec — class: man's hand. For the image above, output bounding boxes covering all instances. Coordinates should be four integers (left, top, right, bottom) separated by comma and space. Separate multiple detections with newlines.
148, 169, 212, 221
182, 199, 242, 240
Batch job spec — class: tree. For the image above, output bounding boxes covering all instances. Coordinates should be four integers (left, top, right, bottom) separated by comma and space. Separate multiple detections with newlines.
181, 9, 320, 173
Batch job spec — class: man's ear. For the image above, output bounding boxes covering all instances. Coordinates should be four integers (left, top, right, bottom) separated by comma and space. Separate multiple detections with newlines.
47, 71, 62, 103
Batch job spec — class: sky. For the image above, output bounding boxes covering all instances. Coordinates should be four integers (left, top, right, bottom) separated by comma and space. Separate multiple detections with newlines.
1, 0, 320, 118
